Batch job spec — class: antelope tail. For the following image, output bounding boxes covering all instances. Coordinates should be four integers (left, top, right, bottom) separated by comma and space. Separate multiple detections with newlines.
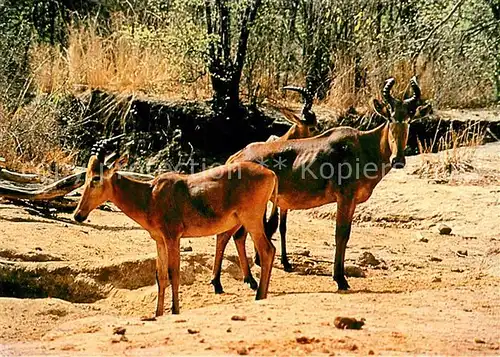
264, 175, 279, 239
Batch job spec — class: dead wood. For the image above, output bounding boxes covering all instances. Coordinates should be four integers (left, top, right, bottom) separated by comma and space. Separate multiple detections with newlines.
0, 168, 39, 183
0, 171, 153, 202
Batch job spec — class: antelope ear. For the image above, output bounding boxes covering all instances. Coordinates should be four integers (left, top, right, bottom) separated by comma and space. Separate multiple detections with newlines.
415, 102, 433, 119
110, 154, 129, 172
372, 98, 390, 120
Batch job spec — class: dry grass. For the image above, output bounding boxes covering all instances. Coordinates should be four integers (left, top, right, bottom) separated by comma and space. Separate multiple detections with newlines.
30, 16, 442, 113
31, 17, 212, 100
0, 94, 76, 175
324, 56, 363, 111
322, 57, 437, 115
413, 123, 485, 181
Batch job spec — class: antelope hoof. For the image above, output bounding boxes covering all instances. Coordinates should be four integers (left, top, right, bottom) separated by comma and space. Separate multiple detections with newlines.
155, 311, 164, 317
255, 289, 266, 300
334, 276, 350, 291
244, 276, 258, 290
282, 261, 293, 273
210, 279, 224, 294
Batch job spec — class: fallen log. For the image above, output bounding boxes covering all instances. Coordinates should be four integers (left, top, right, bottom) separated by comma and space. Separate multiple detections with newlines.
6, 197, 79, 214
0, 171, 154, 201
0, 172, 86, 201
0, 168, 39, 183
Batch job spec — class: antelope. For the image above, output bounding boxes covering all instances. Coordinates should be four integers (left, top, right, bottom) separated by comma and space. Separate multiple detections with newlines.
210, 86, 318, 294
263, 86, 318, 142
213, 77, 431, 292
73, 140, 279, 315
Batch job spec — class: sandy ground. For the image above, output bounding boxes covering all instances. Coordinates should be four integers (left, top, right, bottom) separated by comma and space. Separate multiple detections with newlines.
0, 142, 499, 356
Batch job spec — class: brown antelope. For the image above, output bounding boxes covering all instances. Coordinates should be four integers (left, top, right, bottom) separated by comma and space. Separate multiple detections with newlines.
213, 77, 431, 292
263, 87, 318, 272
264, 86, 318, 142
210, 86, 318, 294
73, 140, 279, 315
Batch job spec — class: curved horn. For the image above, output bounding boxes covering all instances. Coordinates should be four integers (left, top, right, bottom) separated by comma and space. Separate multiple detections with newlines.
283, 86, 314, 112
282, 85, 316, 124
404, 76, 421, 104
382, 78, 395, 106
90, 140, 106, 162
90, 134, 125, 162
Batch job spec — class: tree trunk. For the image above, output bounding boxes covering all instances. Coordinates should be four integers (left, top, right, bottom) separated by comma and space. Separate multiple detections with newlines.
485, 0, 500, 101
205, 0, 262, 117
495, 55, 500, 102
210, 70, 240, 115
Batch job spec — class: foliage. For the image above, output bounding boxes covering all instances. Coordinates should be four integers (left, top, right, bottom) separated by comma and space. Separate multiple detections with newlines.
2, 0, 499, 111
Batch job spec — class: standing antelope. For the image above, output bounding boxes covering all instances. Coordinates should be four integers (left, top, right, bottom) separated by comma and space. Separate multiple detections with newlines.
262, 87, 318, 272
73, 140, 279, 315
213, 77, 431, 292
211, 86, 318, 294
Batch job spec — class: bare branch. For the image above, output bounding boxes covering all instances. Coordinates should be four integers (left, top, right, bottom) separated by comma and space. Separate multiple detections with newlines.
411, 0, 465, 72
215, 0, 231, 65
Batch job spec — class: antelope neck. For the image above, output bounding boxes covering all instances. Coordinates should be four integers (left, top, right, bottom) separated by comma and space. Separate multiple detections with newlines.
109, 174, 153, 227
360, 121, 392, 168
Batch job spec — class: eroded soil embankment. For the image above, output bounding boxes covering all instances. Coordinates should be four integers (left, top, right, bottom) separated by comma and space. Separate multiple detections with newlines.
59, 91, 500, 170
0, 251, 252, 303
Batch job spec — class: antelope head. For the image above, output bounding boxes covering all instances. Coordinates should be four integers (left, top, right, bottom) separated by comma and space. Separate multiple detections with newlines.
283, 85, 318, 132
74, 136, 127, 223
373, 77, 431, 169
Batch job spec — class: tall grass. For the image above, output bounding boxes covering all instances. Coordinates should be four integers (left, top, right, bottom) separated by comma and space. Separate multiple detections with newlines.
31, 17, 212, 100
414, 123, 485, 181
31, 24, 492, 115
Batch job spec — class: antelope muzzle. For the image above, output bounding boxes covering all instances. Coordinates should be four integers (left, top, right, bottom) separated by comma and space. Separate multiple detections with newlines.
73, 211, 88, 223
391, 156, 406, 169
